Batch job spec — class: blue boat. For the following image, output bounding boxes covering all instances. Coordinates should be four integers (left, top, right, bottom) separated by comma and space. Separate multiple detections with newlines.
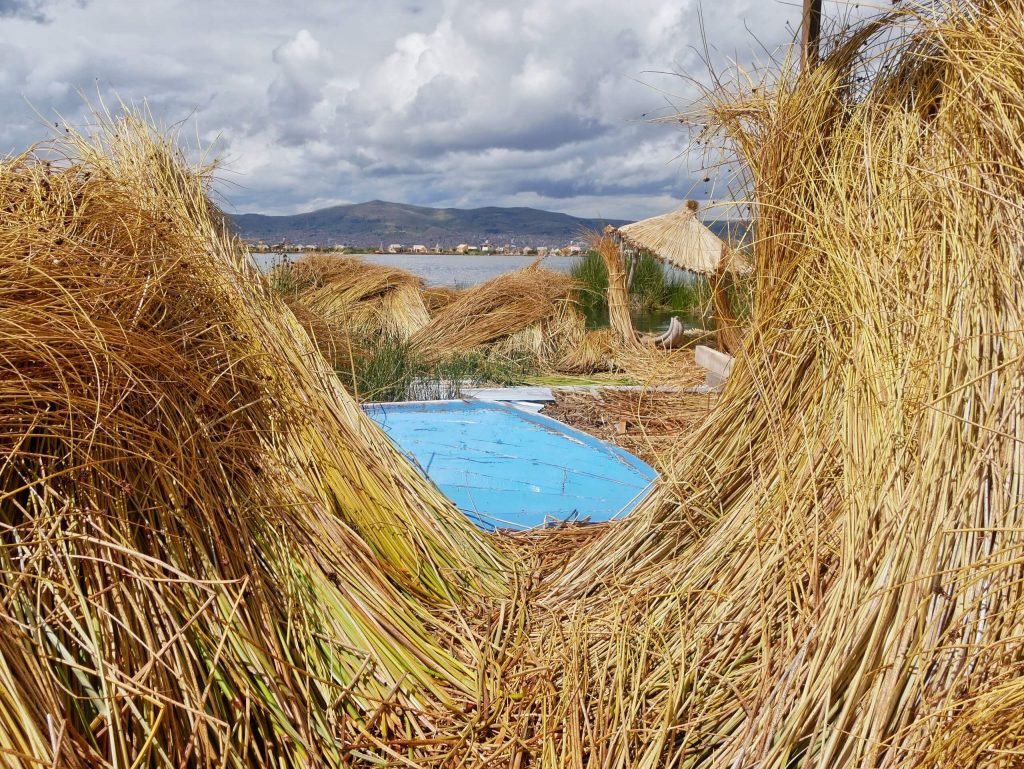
362, 400, 657, 530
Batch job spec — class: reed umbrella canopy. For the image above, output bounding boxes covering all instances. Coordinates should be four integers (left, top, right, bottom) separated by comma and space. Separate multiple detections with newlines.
613, 199, 751, 277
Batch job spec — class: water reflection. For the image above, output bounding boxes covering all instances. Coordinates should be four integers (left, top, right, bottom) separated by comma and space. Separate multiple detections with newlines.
251, 251, 580, 287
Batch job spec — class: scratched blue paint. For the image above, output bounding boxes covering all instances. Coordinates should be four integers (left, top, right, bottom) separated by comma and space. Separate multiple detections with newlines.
362, 400, 657, 530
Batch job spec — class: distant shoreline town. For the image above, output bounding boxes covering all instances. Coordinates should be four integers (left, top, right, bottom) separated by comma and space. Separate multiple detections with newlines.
232, 200, 749, 257
245, 239, 587, 257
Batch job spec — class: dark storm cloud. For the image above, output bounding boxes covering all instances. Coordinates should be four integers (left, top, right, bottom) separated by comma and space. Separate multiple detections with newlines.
405, 115, 611, 157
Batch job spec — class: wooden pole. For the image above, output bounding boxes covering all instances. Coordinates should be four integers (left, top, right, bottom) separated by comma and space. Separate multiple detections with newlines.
801, 0, 823, 70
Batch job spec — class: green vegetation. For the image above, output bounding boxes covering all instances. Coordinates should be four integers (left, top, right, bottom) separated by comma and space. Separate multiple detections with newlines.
627, 251, 711, 313
266, 253, 299, 294
339, 334, 538, 402
571, 248, 711, 323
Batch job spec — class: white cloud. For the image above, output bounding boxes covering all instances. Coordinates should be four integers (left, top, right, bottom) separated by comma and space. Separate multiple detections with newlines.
0, 0, 810, 220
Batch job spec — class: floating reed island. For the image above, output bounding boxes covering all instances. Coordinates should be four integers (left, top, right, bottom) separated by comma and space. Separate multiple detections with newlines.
3, 1, 1024, 766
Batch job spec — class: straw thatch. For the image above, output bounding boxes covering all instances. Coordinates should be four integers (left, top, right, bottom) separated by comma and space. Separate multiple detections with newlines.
278, 254, 431, 339
615, 200, 751, 277
0, 113, 506, 767
410, 265, 582, 363
494, 4, 1024, 766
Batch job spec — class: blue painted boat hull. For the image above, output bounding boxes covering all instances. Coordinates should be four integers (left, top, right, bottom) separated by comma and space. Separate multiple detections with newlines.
362, 400, 657, 530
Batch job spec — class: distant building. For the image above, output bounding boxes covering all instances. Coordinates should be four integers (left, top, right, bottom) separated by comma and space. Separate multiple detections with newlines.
522, 246, 536, 255
565, 244, 583, 255
466, 246, 480, 254
480, 245, 491, 254
411, 244, 428, 254
537, 247, 550, 257
388, 243, 405, 253
455, 243, 470, 254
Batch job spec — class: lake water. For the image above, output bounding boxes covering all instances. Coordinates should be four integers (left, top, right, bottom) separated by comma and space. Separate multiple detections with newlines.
251, 252, 690, 333
251, 252, 582, 286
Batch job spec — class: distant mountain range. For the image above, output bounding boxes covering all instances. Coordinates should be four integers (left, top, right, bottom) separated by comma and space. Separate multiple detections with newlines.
228, 200, 630, 248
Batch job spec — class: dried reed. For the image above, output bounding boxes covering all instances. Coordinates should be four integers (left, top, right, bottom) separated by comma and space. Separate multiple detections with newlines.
0, 112, 506, 767
280, 254, 431, 339
544, 388, 717, 469
594, 232, 638, 346
410, 266, 582, 364
422, 285, 462, 315
8, 4, 1023, 765
491, 4, 1024, 767
556, 327, 619, 374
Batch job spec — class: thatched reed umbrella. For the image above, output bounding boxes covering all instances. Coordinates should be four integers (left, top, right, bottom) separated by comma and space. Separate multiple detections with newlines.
613, 200, 751, 353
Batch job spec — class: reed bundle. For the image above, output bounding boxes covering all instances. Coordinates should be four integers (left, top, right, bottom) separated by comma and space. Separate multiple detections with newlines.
422, 285, 462, 315
556, 327, 619, 374
281, 254, 431, 339
410, 266, 582, 363
281, 294, 353, 367
545, 388, 717, 469
594, 233, 637, 346
9, 3, 1024, 765
489, 3, 1024, 766
613, 345, 706, 388
492, 298, 587, 368
0, 114, 507, 766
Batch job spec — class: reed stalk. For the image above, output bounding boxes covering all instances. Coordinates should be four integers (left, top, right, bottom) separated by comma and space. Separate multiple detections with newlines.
0, 110, 506, 767
494, 4, 1024, 766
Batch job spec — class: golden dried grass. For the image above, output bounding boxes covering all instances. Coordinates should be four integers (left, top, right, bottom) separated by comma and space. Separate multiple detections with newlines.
544, 388, 717, 469
422, 284, 462, 315
0, 112, 506, 766
500, 4, 1024, 766
7, 3, 1024, 765
492, 297, 587, 368
281, 254, 431, 339
594, 232, 638, 346
410, 265, 581, 363
556, 327, 619, 374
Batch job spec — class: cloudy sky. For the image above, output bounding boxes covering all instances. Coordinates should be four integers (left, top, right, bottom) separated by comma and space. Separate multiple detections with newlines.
0, 0, 849, 220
